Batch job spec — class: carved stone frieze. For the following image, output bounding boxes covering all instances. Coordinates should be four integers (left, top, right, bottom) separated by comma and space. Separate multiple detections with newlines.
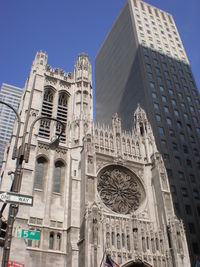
59, 80, 70, 89
97, 165, 145, 214
113, 155, 124, 165
55, 147, 67, 155
30, 109, 39, 117
38, 143, 50, 151
96, 160, 107, 172
38, 142, 67, 155
45, 76, 57, 85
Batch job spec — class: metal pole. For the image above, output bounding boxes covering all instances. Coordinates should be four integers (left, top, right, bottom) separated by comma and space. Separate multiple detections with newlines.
25, 116, 65, 162
0, 109, 65, 266
1, 155, 23, 267
0, 101, 21, 267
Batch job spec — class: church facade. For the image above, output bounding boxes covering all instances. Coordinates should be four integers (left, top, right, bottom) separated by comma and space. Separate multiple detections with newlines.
0, 52, 190, 266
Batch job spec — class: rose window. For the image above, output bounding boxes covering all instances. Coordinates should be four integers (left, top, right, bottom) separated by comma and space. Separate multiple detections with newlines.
97, 165, 145, 214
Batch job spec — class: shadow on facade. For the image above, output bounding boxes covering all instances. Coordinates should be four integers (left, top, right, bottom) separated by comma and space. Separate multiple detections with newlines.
115, 44, 200, 264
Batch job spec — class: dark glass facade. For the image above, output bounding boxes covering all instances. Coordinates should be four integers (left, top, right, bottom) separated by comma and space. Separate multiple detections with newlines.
95, 0, 200, 264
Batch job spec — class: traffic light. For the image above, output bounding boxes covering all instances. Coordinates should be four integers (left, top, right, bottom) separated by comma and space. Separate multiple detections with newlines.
0, 219, 7, 247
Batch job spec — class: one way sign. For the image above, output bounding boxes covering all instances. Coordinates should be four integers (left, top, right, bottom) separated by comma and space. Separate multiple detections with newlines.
0, 191, 33, 206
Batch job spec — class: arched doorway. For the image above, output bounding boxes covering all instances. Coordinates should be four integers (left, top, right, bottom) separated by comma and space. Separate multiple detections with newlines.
121, 259, 152, 267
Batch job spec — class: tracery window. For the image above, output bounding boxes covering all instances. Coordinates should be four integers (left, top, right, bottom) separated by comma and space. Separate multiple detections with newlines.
39, 87, 54, 139
56, 92, 68, 142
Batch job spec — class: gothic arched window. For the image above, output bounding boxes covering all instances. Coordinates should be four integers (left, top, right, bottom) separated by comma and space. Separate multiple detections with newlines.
53, 161, 65, 193
111, 231, 115, 246
146, 236, 150, 250
122, 233, 125, 247
117, 233, 121, 249
155, 237, 159, 250
39, 87, 54, 139
127, 235, 130, 250
49, 232, 54, 249
56, 92, 68, 142
34, 156, 48, 189
56, 233, 61, 250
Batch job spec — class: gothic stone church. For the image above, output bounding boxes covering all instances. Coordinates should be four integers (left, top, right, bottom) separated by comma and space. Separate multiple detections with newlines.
0, 52, 190, 266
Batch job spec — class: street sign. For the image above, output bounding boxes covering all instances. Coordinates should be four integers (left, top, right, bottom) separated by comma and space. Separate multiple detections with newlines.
21, 229, 40, 240
0, 191, 33, 206
8, 261, 24, 267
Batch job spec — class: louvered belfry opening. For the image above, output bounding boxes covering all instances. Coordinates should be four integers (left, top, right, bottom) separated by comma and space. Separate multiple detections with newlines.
39, 88, 54, 139
56, 92, 68, 142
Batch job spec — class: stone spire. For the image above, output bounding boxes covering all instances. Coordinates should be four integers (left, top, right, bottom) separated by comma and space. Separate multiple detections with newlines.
133, 104, 152, 137
31, 50, 48, 74
74, 53, 92, 83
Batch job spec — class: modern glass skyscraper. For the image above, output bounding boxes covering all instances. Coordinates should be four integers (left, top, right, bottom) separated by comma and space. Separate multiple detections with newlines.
0, 83, 23, 171
95, 0, 200, 263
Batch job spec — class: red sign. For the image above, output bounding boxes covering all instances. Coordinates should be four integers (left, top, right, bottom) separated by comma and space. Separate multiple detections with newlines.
8, 261, 24, 267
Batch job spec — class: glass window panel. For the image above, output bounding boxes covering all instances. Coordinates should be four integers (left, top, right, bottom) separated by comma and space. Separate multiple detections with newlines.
34, 157, 47, 189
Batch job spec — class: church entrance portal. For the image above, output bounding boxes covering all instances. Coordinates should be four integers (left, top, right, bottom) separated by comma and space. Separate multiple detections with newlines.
121, 260, 152, 267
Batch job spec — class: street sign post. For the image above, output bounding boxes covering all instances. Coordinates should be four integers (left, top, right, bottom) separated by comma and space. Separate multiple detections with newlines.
0, 191, 33, 206
21, 229, 40, 240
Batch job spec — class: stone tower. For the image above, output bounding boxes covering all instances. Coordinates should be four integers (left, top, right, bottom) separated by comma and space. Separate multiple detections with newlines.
0, 53, 190, 267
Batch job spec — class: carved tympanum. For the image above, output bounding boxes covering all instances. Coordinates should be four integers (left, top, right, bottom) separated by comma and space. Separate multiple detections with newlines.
97, 165, 145, 214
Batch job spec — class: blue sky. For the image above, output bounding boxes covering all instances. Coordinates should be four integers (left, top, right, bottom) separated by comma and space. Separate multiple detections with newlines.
0, 0, 199, 90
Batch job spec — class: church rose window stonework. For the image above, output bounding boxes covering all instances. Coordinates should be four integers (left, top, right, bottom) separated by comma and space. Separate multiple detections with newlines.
97, 165, 145, 214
